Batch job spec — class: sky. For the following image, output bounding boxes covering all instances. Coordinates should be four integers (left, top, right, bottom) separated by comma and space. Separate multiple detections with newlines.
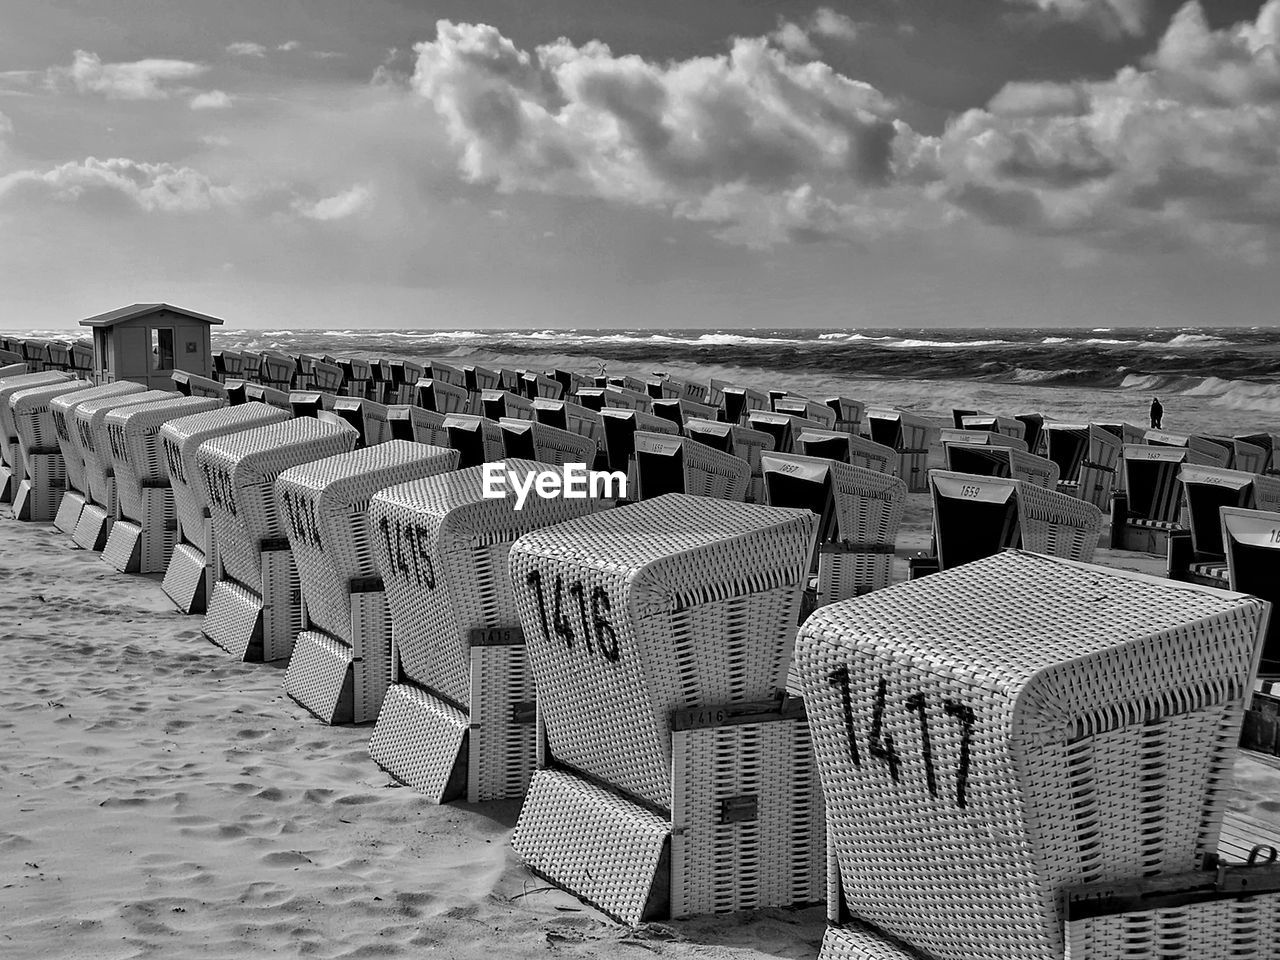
1, 0, 1278, 330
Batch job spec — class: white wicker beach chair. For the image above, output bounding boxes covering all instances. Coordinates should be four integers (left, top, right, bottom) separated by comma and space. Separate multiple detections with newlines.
1114, 444, 1207, 553
599, 409, 679, 494
387, 404, 449, 447
798, 429, 898, 476
480, 389, 535, 422
69, 389, 173, 551
329, 397, 392, 449
414, 377, 470, 414
532, 399, 604, 459
939, 427, 1028, 452
158, 402, 293, 614
520, 371, 563, 401
279, 440, 460, 725
796, 550, 1272, 960
746, 410, 823, 456
1170, 465, 1258, 587
651, 397, 720, 430
775, 396, 837, 430
288, 390, 337, 419
632, 431, 750, 502
722, 384, 769, 424
1221, 507, 1280, 677
0, 362, 26, 378
822, 396, 866, 436
1145, 429, 1233, 468
198, 417, 358, 662
1232, 438, 1269, 475
959, 413, 1026, 442
942, 440, 1059, 489
365, 459, 598, 802
0, 370, 73, 502
864, 409, 935, 493
499, 417, 597, 468
8, 378, 94, 521
47, 382, 146, 534
509, 495, 821, 922
258, 351, 295, 389
171, 370, 230, 401
442, 413, 505, 468
683, 418, 776, 503
762, 453, 906, 606
244, 383, 292, 411
602, 384, 653, 412
99, 395, 227, 574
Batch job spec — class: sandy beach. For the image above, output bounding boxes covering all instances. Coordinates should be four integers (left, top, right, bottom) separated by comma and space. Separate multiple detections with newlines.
4, 469, 1280, 960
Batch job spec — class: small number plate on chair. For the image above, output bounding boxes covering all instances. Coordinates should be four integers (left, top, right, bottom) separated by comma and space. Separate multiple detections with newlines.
718, 794, 758, 824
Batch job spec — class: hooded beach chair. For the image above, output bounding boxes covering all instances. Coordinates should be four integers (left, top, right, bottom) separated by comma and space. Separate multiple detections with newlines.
442, 413, 504, 468
632, 431, 750, 502
1044, 422, 1089, 491
602, 384, 653, 412
797, 550, 1275, 960
158, 403, 293, 614
722, 384, 769, 425
337, 357, 372, 399
288, 390, 336, 419
774, 396, 837, 430
1168, 465, 1257, 587
480, 388, 534, 422
366, 460, 599, 802
171, 370, 229, 401
0, 370, 73, 502
1048, 423, 1122, 510
499, 417, 596, 468
572, 387, 607, 412
532, 398, 604, 462
519, 371, 562, 401
387, 360, 423, 404
414, 377, 470, 415
647, 374, 704, 405
48, 382, 146, 535
939, 427, 1027, 452
762, 452, 906, 606
960, 413, 1026, 443
1221, 507, 1280, 677
424, 359, 465, 389
797, 429, 897, 475
212, 350, 244, 383
258, 351, 295, 390
651, 397, 721, 431
1145, 429, 1232, 468
684, 417, 775, 502
309, 358, 344, 394
865, 408, 935, 493
1233, 437, 1269, 475
70, 389, 173, 551
1254, 474, 1280, 513
824, 396, 866, 436
747, 410, 823, 456
387, 404, 449, 448
44, 341, 72, 372
198, 417, 358, 662
509, 495, 822, 922
1113, 443, 1212, 553
8, 378, 94, 521
1016, 413, 1046, 455
70, 341, 94, 377
463, 364, 502, 403
279, 440, 460, 725
941, 436, 1059, 489
599, 408, 679, 496
328, 397, 392, 449
244, 383, 292, 411
100, 395, 227, 574
1236, 432, 1277, 475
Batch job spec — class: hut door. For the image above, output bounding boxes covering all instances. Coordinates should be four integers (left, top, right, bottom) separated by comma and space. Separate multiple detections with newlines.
152, 328, 175, 372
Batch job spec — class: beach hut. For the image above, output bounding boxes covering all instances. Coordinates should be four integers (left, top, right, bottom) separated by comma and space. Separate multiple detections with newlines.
78, 303, 220, 390
366, 460, 599, 802
761, 452, 906, 608
100, 395, 226, 574
631, 432, 750, 502
69, 389, 173, 550
8, 378, 96, 521
864, 408, 935, 493
48, 382, 146, 534
509, 495, 822, 921
158, 403, 293, 615
197, 417, 358, 662
0, 370, 74, 502
796, 550, 1272, 960
278, 441, 460, 725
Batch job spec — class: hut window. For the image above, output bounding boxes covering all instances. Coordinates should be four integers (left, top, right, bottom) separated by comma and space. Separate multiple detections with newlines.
152, 328, 174, 370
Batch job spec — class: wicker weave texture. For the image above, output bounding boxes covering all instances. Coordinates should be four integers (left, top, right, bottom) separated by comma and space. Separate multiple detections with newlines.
1064, 894, 1280, 959
10, 380, 92, 472
196, 417, 357, 592
795, 550, 1266, 960
276, 440, 459, 644
72, 389, 172, 510
509, 494, 815, 810
48, 383, 144, 496
368, 459, 597, 708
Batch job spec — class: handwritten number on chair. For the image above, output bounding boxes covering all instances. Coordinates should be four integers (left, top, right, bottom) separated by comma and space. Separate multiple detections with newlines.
944, 699, 975, 809
526, 570, 620, 664
827, 666, 861, 769
377, 515, 435, 590
552, 576, 576, 649
868, 677, 901, 781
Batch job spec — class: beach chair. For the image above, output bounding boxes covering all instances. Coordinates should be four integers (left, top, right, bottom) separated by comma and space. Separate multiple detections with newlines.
198, 417, 358, 662
1167, 465, 1257, 587
1112, 444, 1204, 553
422, 359, 464, 389
338, 358, 373, 399
44, 342, 72, 372
442, 413, 504, 468
463, 363, 502, 396
647, 374, 702, 405
324, 397, 390, 449
366, 460, 598, 802
414, 377, 470, 415
1254, 474, 1280, 513
941, 437, 1059, 489
939, 427, 1027, 452
258, 351, 294, 390
279, 441, 460, 725
0, 370, 74, 502
1017, 413, 1046, 455
100, 396, 227, 574
499, 417, 596, 468
797, 429, 897, 475
387, 404, 449, 447
599, 409, 679, 495
684, 417, 775, 502
775, 397, 837, 430
69, 389, 174, 551
159, 403, 293, 614
651, 397, 720, 431
387, 361, 423, 404
747, 411, 819, 455
481, 389, 534, 422
602, 384, 653, 412
762, 453, 906, 606
21, 339, 51, 372
824, 397, 866, 436
1045, 422, 1089, 492
1221, 507, 1280, 678
1236, 433, 1278, 475
244, 383, 292, 411
632, 432, 750, 502
48, 382, 147, 535
212, 350, 244, 383
509, 495, 822, 922
1049, 423, 1122, 511
171, 370, 229, 401
369, 359, 393, 403
0, 361, 25, 377
951, 408, 983, 429
798, 550, 1275, 960
8, 379, 95, 522
531, 399, 604, 462
959, 413, 1026, 442
608, 374, 649, 395
520, 371, 563, 401
572, 387, 607, 412
70, 341, 94, 377
864, 409, 935, 493
288, 390, 336, 419
1145, 429, 1233, 468
722, 385, 770, 425
310, 359, 344, 394
1233, 437, 1269, 475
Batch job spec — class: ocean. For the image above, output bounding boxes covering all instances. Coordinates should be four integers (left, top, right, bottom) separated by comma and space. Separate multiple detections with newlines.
11, 325, 1280, 438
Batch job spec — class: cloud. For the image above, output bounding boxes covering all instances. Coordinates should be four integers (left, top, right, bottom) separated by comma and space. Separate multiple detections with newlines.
930, 1, 1280, 260
1007, 0, 1152, 37
227, 42, 267, 57
770, 7, 858, 59
410, 19, 908, 245
189, 89, 232, 110
0, 157, 241, 212
292, 183, 373, 220
48, 50, 207, 100
277, 41, 300, 52
0, 110, 12, 137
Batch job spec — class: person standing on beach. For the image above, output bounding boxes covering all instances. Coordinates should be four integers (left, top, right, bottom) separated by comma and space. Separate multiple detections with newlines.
1150, 397, 1163, 430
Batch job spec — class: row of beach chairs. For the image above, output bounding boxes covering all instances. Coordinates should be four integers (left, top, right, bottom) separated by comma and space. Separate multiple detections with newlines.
5, 363, 1280, 957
